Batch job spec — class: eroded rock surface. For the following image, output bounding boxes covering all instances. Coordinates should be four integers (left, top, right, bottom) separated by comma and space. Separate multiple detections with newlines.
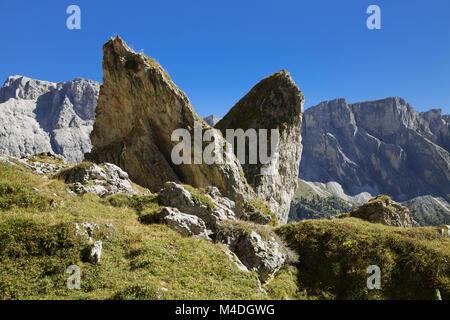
0, 76, 100, 163
86, 36, 254, 215
300, 98, 450, 204
216, 220, 287, 282
159, 207, 210, 239
215, 70, 304, 224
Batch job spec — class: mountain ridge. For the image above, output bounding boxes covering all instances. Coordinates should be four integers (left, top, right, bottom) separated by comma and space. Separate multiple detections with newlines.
0, 75, 100, 163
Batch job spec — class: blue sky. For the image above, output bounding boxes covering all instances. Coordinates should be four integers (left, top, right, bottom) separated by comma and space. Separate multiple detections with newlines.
1, 0, 449, 117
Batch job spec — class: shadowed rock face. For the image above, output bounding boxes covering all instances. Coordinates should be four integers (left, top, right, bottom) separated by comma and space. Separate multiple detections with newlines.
216, 70, 304, 224
86, 36, 254, 215
300, 98, 450, 203
0, 76, 100, 163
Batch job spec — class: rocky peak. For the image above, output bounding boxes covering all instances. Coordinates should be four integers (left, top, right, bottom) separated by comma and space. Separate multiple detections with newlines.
0, 75, 56, 102
216, 69, 304, 224
203, 114, 221, 127
86, 36, 255, 215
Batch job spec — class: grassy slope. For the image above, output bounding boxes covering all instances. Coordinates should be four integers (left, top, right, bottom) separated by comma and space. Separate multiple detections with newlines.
0, 161, 297, 300
277, 218, 450, 300
2, 159, 449, 300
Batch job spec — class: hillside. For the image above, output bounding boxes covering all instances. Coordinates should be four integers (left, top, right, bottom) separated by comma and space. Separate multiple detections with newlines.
0, 155, 300, 299
1, 154, 449, 300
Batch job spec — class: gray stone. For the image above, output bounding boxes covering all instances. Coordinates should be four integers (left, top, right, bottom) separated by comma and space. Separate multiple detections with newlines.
159, 182, 236, 231
216, 221, 287, 282
90, 241, 102, 263
62, 162, 140, 197
299, 98, 450, 216
203, 114, 221, 127
160, 207, 210, 238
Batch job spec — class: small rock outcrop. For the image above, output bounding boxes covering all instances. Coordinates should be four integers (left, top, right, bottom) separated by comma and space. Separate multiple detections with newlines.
159, 182, 237, 233
159, 207, 210, 239
0, 76, 100, 163
343, 195, 420, 227
86, 36, 254, 215
58, 162, 143, 197
215, 70, 304, 224
90, 241, 103, 264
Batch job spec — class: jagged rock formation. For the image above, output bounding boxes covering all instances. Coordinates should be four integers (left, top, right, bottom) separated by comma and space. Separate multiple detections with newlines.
0, 76, 100, 163
203, 115, 221, 127
216, 70, 304, 224
159, 182, 237, 233
86, 36, 259, 216
299, 98, 450, 225
340, 195, 419, 228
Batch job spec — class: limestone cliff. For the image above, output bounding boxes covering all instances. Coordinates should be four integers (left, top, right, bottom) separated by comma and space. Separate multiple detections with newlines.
0, 76, 99, 163
86, 36, 254, 215
297, 97, 449, 225
216, 70, 304, 224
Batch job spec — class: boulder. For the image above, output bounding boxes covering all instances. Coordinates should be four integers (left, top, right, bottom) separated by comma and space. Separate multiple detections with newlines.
344, 195, 420, 227
90, 241, 102, 264
159, 182, 236, 232
159, 207, 210, 239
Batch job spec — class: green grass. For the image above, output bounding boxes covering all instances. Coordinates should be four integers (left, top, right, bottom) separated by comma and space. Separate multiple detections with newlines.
0, 160, 268, 300
277, 218, 450, 300
182, 184, 215, 212
2, 157, 449, 300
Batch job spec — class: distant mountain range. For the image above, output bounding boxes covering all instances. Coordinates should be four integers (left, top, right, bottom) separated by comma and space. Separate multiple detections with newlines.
295, 98, 449, 225
0, 75, 448, 225
0, 76, 99, 163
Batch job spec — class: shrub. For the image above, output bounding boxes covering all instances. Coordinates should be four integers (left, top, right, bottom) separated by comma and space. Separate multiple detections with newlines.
182, 184, 215, 212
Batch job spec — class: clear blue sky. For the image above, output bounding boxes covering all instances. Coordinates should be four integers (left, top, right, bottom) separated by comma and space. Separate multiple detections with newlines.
1, 0, 449, 117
